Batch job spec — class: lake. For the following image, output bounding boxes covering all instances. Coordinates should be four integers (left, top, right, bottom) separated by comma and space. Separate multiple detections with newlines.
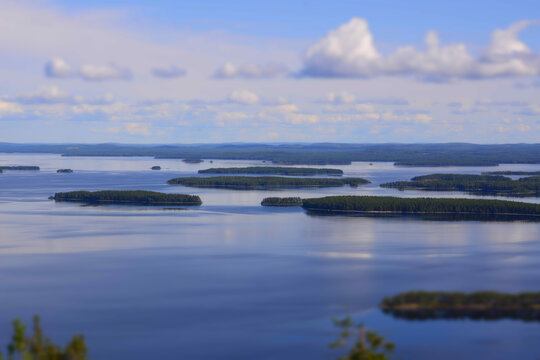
0, 154, 539, 359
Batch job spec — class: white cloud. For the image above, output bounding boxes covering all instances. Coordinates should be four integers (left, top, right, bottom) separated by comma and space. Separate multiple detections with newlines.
44, 58, 72, 78
355, 104, 375, 113
304, 18, 379, 77
228, 90, 259, 104
214, 111, 252, 121
79, 63, 132, 81
267, 104, 299, 112
151, 65, 187, 78
326, 91, 356, 104
414, 114, 433, 124
214, 62, 286, 79
14, 85, 75, 104
285, 113, 319, 124
43, 58, 132, 81
483, 20, 536, 61
124, 122, 151, 136
0, 101, 23, 117
302, 18, 540, 80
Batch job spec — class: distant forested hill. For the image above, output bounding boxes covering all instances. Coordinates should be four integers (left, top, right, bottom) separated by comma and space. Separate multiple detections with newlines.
0, 143, 539, 166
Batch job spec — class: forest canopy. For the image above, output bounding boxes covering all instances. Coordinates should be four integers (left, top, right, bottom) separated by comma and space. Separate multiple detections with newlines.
380, 174, 540, 197
1, 143, 539, 166
301, 195, 540, 216
261, 197, 303, 206
198, 166, 343, 176
0, 166, 40, 171
380, 291, 540, 321
167, 176, 369, 189
51, 190, 202, 206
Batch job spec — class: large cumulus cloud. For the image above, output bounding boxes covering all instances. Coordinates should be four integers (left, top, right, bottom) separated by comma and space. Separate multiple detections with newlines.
302, 18, 540, 80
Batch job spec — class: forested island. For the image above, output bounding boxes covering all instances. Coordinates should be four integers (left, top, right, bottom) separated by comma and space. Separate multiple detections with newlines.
380, 291, 540, 321
380, 174, 540, 197
57, 168, 73, 173
261, 197, 303, 206
0, 166, 40, 171
483, 171, 540, 176
151, 166, 161, 170
2, 143, 539, 166
167, 176, 370, 189
199, 166, 343, 176
182, 158, 203, 164
50, 190, 202, 206
301, 196, 540, 217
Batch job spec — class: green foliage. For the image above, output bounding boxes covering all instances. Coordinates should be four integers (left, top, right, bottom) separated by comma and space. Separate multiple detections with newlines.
301, 195, 540, 216
199, 166, 343, 176
330, 316, 395, 360
261, 197, 303, 206
0, 166, 40, 171
51, 190, 202, 206
182, 158, 203, 163
167, 176, 369, 189
381, 174, 540, 197
381, 291, 540, 310
3, 143, 539, 166
380, 291, 540, 320
5, 315, 87, 360
483, 171, 540, 175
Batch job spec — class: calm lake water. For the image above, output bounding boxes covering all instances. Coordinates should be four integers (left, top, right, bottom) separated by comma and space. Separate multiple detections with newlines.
1, 154, 539, 359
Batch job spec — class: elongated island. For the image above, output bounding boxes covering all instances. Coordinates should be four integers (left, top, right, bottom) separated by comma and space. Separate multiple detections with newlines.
0, 166, 40, 171
261, 197, 303, 206
199, 166, 343, 176
167, 176, 369, 189
381, 174, 540, 197
482, 171, 540, 176
301, 195, 539, 217
50, 190, 202, 206
380, 291, 540, 320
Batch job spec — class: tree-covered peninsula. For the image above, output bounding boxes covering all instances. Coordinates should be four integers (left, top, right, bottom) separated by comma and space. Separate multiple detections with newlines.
380, 174, 540, 197
50, 190, 202, 206
182, 158, 203, 163
167, 176, 370, 189
199, 166, 343, 176
301, 196, 540, 217
0, 166, 40, 171
261, 197, 303, 206
483, 171, 540, 176
380, 291, 540, 321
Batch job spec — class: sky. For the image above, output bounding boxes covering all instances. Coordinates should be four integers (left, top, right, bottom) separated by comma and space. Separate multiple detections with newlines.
0, 0, 539, 143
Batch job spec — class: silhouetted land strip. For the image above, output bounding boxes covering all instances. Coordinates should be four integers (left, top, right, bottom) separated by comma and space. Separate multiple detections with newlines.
261, 197, 303, 206
182, 158, 203, 163
301, 196, 540, 217
57, 168, 73, 173
0, 166, 40, 171
380, 291, 540, 321
2, 143, 539, 166
167, 176, 369, 189
151, 166, 161, 170
51, 190, 202, 206
199, 166, 343, 176
483, 171, 540, 176
381, 174, 540, 197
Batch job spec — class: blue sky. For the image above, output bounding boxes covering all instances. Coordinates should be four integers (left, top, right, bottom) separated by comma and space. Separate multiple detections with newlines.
0, 0, 539, 143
